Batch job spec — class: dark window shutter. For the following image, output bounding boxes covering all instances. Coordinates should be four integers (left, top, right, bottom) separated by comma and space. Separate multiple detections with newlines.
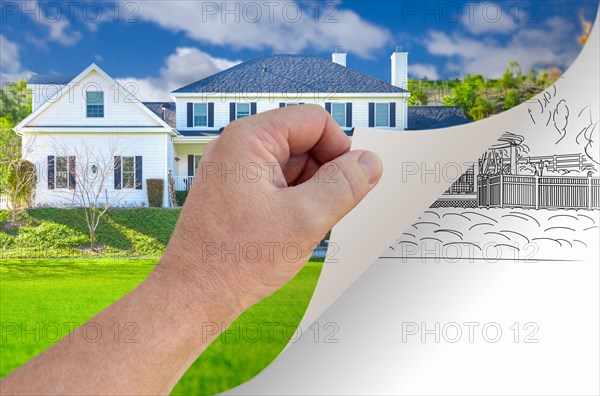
187, 102, 193, 127
188, 155, 194, 177
251, 102, 257, 115
229, 103, 236, 122
47, 156, 55, 190
325, 102, 332, 114
390, 102, 396, 127
114, 156, 122, 190
346, 103, 352, 127
279, 102, 286, 108
68, 156, 76, 190
368, 103, 375, 127
135, 156, 143, 190
208, 103, 214, 127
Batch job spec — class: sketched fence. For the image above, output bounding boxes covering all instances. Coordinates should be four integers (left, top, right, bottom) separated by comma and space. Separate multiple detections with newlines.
478, 174, 600, 209
516, 153, 596, 173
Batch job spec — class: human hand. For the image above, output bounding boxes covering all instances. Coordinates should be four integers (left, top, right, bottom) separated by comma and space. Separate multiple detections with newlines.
158, 104, 383, 319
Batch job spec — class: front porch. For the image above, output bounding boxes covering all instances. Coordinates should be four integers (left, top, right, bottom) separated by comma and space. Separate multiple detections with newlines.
172, 137, 212, 191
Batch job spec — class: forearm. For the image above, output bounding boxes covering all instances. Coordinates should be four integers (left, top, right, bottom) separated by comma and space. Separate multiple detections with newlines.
0, 254, 241, 395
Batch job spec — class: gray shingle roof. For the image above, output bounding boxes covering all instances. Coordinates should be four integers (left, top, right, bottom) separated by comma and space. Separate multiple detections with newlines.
28, 74, 76, 85
407, 106, 471, 130
143, 102, 176, 128
172, 54, 407, 94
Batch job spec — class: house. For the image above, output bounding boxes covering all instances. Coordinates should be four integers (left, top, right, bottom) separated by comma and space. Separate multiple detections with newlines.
15, 50, 469, 208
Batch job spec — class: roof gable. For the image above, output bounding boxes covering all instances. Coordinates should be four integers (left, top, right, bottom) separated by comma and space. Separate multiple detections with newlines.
16, 64, 173, 132
172, 54, 407, 94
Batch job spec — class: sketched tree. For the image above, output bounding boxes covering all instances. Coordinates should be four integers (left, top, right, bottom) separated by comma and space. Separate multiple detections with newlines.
50, 139, 131, 251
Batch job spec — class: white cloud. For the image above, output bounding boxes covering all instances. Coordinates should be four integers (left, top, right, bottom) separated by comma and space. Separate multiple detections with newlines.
0, 35, 33, 83
461, 4, 517, 34
116, 48, 241, 101
18, 1, 82, 46
136, 1, 391, 59
425, 16, 578, 78
409, 63, 439, 80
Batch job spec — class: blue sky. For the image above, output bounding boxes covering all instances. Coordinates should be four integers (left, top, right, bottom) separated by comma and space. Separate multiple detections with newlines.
1, 0, 598, 101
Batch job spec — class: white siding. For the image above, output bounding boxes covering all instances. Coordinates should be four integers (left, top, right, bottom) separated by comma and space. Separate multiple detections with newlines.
174, 96, 408, 132
29, 71, 163, 128
173, 144, 208, 177
22, 133, 169, 207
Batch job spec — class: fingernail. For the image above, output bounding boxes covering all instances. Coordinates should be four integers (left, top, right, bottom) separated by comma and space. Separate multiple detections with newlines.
357, 151, 383, 187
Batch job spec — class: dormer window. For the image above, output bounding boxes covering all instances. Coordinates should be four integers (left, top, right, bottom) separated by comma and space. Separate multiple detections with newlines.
86, 91, 104, 118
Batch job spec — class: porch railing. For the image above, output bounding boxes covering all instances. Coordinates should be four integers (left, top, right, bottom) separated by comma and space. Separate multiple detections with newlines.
174, 176, 195, 191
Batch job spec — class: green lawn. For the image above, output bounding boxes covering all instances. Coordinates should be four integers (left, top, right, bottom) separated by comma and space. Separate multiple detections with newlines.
0, 259, 322, 395
0, 208, 182, 258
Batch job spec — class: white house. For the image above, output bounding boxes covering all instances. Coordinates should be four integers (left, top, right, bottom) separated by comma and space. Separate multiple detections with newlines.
14, 50, 468, 207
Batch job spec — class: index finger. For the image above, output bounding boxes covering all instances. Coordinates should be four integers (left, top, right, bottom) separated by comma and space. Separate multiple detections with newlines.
223, 104, 351, 167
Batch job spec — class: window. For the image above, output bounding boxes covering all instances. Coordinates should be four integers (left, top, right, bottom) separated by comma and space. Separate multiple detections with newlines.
56, 156, 69, 188
86, 91, 104, 118
193, 103, 208, 127
332, 103, 346, 127
122, 157, 135, 189
375, 103, 389, 127
236, 103, 250, 119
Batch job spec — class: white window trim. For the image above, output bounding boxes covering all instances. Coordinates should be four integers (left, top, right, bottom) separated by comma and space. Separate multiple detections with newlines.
375, 103, 389, 127
85, 91, 106, 120
236, 103, 251, 120
193, 103, 208, 127
331, 103, 346, 127
55, 156, 71, 189
121, 156, 136, 190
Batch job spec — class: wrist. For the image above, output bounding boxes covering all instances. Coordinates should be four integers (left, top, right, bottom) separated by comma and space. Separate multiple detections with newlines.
150, 247, 247, 327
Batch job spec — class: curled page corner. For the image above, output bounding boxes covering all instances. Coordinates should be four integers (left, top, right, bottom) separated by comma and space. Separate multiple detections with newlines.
225, 9, 599, 395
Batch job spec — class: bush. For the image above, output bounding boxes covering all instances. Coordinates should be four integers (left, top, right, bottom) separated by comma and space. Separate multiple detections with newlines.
175, 190, 189, 206
146, 179, 164, 208
7, 159, 36, 209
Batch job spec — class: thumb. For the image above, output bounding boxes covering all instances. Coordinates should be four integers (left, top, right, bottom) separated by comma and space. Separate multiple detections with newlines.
284, 150, 383, 236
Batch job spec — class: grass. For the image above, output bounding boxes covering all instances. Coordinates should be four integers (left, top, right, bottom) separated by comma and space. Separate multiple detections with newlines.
0, 258, 322, 395
0, 208, 181, 258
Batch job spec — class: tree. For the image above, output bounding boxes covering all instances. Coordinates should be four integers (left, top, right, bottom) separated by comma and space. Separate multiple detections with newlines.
499, 61, 521, 92
468, 96, 494, 121
50, 139, 132, 251
6, 159, 36, 226
578, 11, 592, 45
443, 74, 479, 116
504, 90, 521, 111
1, 81, 31, 197
407, 79, 429, 106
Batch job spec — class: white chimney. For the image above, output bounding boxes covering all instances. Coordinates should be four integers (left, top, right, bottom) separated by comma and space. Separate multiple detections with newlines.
332, 49, 347, 67
391, 48, 408, 90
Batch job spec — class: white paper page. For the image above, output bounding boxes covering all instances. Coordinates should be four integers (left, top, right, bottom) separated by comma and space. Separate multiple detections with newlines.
226, 9, 599, 395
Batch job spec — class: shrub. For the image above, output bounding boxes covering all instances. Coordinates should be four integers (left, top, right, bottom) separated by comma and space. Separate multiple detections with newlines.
6, 159, 36, 208
146, 179, 164, 208
175, 190, 189, 207
15, 222, 88, 249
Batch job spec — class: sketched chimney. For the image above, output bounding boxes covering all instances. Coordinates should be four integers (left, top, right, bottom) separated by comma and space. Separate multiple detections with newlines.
391, 46, 408, 90
332, 46, 347, 67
